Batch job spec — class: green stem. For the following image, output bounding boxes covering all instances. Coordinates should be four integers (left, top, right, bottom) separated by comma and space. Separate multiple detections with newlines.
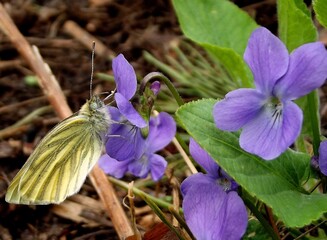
242, 195, 280, 240
169, 206, 196, 240
307, 91, 321, 156
143, 51, 189, 84
12, 106, 53, 127
139, 72, 184, 107
139, 192, 186, 240
95, 72, 115, 82
0, 106, 53, 139
109, 177, 181, 212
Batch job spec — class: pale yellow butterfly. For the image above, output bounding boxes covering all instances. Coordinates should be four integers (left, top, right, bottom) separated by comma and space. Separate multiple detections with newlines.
5, 44, 111, 204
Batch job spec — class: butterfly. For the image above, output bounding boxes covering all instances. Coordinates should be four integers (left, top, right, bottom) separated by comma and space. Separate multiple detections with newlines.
5, 94, 111, 205
5, 41, 115, 205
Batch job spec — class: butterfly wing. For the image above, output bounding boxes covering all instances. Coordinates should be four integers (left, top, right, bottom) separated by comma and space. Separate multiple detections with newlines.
5, 115, 103, 204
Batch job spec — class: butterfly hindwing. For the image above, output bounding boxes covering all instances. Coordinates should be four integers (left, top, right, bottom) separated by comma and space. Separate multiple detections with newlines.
6, 114, 103, 204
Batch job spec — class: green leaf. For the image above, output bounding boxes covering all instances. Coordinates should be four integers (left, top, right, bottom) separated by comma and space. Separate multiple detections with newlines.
313, 0, 327, 28
172, 0, 257, 55
294, 0, 311, 16
176, 99, 327, 227
203, 44, 254, 88
277, 0, 317, 52
172, 0, 257, 87
243, 219, 272, 240
295, 91, 321, 154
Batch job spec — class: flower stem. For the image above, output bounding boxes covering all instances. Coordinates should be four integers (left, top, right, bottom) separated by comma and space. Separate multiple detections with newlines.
264, 205, 281, 239
168, 206, 196, 240
307, 91, 321, 156
139, 192, 186, 240
140, 72, 184, 107
108, 176, 181, 212
242, 190, 280, 240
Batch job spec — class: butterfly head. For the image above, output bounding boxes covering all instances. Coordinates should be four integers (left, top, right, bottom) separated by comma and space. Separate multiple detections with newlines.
89, 95, 105, 112
78, 96, 111, 133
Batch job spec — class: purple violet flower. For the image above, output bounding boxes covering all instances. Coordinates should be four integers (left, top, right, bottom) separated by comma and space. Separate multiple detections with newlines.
213, 27, 327, 160
99, 107, 176, 181
113, 54, 147, 128
181, 139, 247, 240
99, 54, 176, 180
318, 141, 327, 176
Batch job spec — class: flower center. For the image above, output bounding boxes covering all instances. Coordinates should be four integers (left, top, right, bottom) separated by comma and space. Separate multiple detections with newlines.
217, 177, 232, 192
267, 97, 283, 122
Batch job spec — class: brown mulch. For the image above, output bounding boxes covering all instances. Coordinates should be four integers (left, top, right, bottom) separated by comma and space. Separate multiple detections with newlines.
2, 0, 325, 239
0, 1, 181, 239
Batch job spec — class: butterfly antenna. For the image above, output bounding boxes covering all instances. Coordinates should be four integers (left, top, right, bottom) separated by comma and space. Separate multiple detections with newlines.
90, 41, 96, 99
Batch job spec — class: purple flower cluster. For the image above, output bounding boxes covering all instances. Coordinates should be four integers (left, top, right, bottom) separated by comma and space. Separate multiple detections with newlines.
99, 54, 176, 180
181, 139, 247, 240
98, 27, 327, 238
214, 27, 327, 160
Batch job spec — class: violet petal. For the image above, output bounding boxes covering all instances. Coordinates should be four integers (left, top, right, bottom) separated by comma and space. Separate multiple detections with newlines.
181, 173, 218, 197
107, 106, 123, 121
128, 154, 151, 178
105, 131, 136, 162
115, 93, 147, 128
106, 107, 127, 137
213, 88, 266, 131
319, 141, 327, 176
107, 125, 146, 162
98, 154, 130, 178
189, 138, 219, 178
217, 191, 248, 240
183, 183, 247, 240
244, 27, 289, 95
112, 54, 137, 100
273, 42, 327, 100
147, 112, 176, 153
132, 128, 147, 160
149, 154, 167, 181
240, 100, 302, 160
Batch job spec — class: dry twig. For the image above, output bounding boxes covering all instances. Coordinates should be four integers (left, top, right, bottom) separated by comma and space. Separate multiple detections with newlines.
63, 20, 115, 59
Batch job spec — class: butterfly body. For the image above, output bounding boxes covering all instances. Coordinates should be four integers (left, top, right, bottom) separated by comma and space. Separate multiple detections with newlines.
5, 96, 110, 205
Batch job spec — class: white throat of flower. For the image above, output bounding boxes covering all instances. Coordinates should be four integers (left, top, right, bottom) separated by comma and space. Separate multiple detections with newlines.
266, 97, 283, 125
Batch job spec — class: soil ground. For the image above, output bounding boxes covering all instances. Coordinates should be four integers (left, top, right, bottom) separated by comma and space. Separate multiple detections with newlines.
0, 1, 325, 239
